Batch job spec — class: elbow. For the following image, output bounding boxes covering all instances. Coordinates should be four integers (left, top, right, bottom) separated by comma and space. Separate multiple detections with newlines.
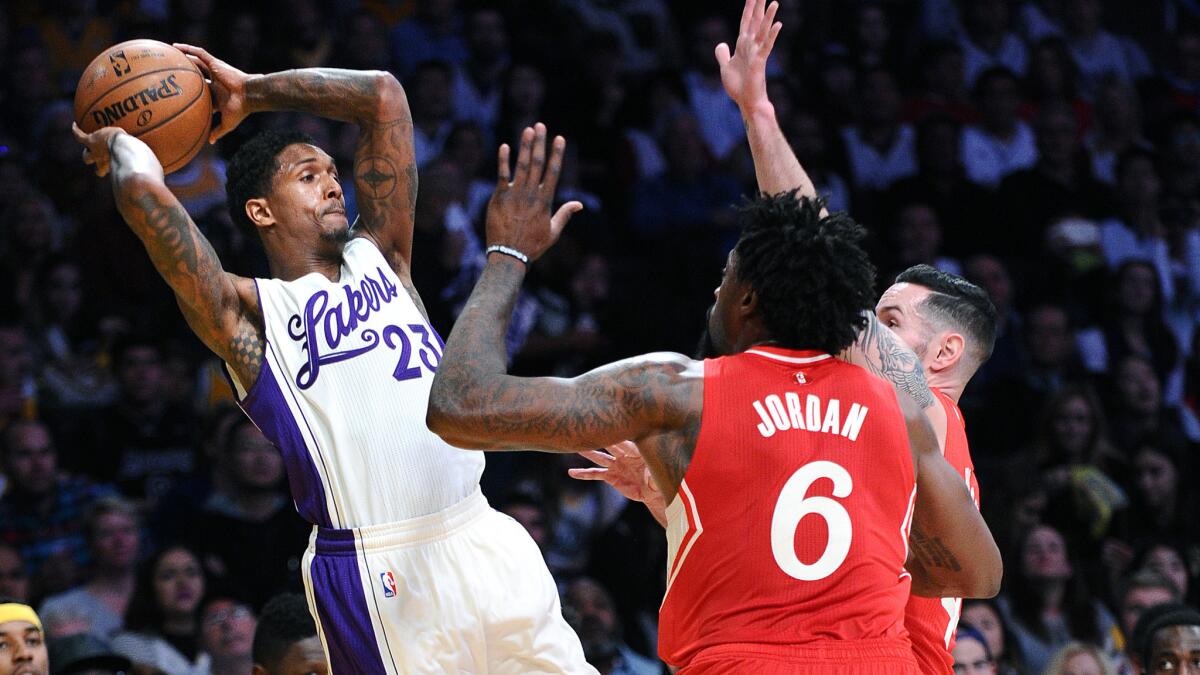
426, 379, 482, 447
372, 71, 408, 113
963, 545, 1004, 599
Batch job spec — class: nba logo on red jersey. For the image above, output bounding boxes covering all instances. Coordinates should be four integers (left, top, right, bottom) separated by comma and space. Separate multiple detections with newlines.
380, 571, 397, 598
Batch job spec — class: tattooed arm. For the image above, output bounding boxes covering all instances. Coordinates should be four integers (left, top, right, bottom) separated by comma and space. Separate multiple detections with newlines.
176, 45, 417, 273
899, 392, 1002, 598
428, 124, 700, 497
72, 126, 263, 387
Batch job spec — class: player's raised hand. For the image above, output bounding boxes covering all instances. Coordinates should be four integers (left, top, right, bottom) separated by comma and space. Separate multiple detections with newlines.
71, 123, 127, 177
173, 43, 252, 145
715, 0, 782, 111
569, 441, 667, 526
485, 123, 583, 264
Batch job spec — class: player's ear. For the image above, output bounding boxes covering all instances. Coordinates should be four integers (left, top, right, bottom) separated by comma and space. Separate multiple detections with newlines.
739, 285, 758, 317
246, 198, 275, 229
932, 332, 965, 372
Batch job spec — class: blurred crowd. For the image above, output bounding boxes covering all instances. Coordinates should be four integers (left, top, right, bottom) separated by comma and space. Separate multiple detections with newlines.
0, 0, 1198, 673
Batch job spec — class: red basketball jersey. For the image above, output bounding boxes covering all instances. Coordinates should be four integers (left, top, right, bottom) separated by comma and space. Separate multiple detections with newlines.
904, 388, 981, 675
658, 347, 918, 669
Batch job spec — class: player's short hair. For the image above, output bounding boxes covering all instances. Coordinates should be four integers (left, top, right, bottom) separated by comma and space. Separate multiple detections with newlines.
734, 194, 874, 355
226, 129, 318, 233
253, 593, 317, 671
1131, 603, 1200, 668
894, 264, 998, 364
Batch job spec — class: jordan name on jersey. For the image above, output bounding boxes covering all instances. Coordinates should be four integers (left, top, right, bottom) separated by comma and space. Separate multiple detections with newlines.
751, 392, 870, 441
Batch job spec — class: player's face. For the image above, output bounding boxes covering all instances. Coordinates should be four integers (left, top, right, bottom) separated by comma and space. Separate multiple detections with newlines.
875, 283, 934, 361
1148, 626, 1200, 674
0, 621, 48, 675
707, 252, 748, 356
269, 144, 348, 248
275, 636, 329, 675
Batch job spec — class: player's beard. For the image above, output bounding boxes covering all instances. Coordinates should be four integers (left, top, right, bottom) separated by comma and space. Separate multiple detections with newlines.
694, 306, 719, 359
320, 223, 351, 246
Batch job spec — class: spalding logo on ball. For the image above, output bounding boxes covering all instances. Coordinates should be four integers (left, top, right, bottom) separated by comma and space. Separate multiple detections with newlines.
74, 39, 212, 174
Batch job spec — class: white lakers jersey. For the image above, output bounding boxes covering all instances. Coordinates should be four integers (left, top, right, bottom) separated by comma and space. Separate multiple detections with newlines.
226, 237, 485, 528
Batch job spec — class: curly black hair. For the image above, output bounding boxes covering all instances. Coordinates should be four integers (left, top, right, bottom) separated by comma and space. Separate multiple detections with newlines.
1131, 602, 1200, 668
895, 264, 998, 363
733, 193, 875, 355
252, 592, 317, 670
225, 129, 317, 233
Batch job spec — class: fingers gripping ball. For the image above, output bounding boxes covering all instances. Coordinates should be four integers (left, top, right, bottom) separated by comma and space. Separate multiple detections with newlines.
74, 39, 212, 174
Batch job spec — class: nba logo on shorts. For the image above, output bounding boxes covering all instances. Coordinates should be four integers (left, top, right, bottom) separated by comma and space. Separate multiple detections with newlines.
380, 571, 397, 598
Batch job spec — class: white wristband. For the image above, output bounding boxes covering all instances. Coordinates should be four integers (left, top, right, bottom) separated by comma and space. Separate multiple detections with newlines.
485, 245, 529, 265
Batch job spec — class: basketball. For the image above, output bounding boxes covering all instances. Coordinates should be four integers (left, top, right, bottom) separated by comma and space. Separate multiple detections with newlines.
74, 39, 212, 174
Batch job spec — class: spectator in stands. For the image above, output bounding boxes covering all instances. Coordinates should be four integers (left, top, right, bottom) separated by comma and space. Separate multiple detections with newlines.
886, 114, 992, 257
784, 109, 851, 214
1000, 524, 1121, 673
112, 545, 209, 675
952, 622, 997, 674
389, 0, 467, 77
45, 632, 131, 674
410, 60, 456, 168
902, 40, 975, 124
498, 489, 552, 554
199, 596, 256, 675
453, 5, 510, 134
251, 593, 325, 675
1119, 438, 1198, 544
1129, 604, 1200, 675
1061, 0, 1150, 98
1029, 383, 1123, 477
1131, 540, 1194, 606
495, 63, 551, 151
1017, 0, 1065, 42
1042, 642, 1116, 675
963, 67, 1038, 188
38, 496, 139, 640
963, 254, 1023, 392
958, 0, 1028, 88
997, 101, 1113, 259
682, 14, 742, 162
1022, 37, 1088, 129
441, 121, 497, 225
0, 547, 27, 604
335, 10, 391, 72
1117, 569, 1181, 641
30, 256, 117, 412
563, 577, 659, 675
1, 190, 65, 317
1098, 153, 1172, 293
841, 67, 917, 191
1086, 77, 1149, 184
0, 419, 113, 596
887, 201, 961, 279
184, 417, 308, 610
85, 336, 198, 506
850, 2, 896, 71
0, 325, 36, 429
963, 598, 1029, 674
1103, 355, 1191, 453
0, 597, 48, 675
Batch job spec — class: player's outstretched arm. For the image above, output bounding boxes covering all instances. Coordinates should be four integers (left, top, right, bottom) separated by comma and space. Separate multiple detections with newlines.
718, 0, 822, 207
175, 44, 417, 272
72, 125, 263, 386
900, 394, 1002, 599
427, 125, 700, 492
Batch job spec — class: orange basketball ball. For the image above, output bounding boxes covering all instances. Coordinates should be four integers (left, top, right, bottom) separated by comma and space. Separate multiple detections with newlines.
74, 39, 212, 174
